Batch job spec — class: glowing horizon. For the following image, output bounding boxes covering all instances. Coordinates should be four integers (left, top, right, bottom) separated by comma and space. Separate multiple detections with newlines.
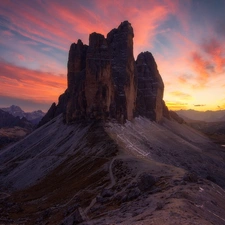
0, 0, 225, 112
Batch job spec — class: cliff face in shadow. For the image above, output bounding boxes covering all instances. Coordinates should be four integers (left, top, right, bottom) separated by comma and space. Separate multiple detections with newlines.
39, 21, 167, 125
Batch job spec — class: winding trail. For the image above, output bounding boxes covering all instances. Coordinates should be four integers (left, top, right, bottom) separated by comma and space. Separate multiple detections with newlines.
108, 157, 116, 188
0, 192, 10, 199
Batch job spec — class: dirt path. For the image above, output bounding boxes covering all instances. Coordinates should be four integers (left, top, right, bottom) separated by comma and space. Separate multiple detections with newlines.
0, 192, 10, 199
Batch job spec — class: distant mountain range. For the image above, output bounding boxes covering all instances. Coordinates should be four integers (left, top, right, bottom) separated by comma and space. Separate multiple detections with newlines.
175, 109, 225, 122
1, 105, 45, 125
0, 109, 32, 129
0, 105, 45, 149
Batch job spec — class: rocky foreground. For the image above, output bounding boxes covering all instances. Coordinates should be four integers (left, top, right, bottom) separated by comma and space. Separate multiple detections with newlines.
1, 115, 225, 224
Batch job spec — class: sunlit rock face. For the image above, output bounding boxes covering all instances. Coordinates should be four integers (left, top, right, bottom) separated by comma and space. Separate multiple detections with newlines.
40, 21, 168, 125
135, 52, 164, 122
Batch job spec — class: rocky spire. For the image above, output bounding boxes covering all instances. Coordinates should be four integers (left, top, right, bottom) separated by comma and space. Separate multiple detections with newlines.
135, 52, 164, 122
107, 21, 137, 122
66, 21, 137, 123
66, 40, 88, 122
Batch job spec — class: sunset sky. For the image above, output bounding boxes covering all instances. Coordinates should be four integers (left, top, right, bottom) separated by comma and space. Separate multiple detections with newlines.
0, 0, 225, 112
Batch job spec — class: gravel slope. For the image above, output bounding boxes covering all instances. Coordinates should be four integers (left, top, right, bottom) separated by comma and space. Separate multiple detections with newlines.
1, 115, 225, 224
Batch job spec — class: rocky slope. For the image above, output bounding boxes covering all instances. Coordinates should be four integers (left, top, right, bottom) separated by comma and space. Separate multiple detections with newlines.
1, 115, 225, 224
0, 106, 45, 149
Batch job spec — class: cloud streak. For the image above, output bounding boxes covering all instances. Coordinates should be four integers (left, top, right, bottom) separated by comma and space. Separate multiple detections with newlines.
193, 104, 206, 107
170, 91, 193, 100
0, 60, 66, 103
0, 0, 173, 56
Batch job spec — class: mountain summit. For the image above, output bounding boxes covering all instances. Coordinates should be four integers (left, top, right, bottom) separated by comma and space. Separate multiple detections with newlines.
40, 21, 168, 126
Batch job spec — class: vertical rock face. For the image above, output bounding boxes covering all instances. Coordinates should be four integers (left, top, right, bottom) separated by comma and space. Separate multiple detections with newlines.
40, 21, 169, 126
135, 52, 164, 122
107, 21, 137, 122
66, 40, 88, 122
85, 33, 113, 120
66, 21, 137, 123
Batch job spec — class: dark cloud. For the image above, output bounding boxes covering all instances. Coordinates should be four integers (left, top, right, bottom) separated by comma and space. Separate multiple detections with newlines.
201, 38, 221, 55
193, 104, 206, 107
215, 19, 225, 37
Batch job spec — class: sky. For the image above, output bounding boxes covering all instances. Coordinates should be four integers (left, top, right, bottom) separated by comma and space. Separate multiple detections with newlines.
0, 0, 225, 112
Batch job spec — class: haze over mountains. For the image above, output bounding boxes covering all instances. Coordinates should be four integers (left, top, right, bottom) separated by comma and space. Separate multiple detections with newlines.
176, 109, 225, 122
0, 105, 45, 149
1, 105, 45, 124
175, 109, 225, 145
1, 21, 225, 225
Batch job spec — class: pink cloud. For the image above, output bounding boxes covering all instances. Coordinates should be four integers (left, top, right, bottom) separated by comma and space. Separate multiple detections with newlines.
1, 30, 14, 37
91, 0, 170, 54
17, 54, 25, 61
201, 38, 225, 73
0, 0, 179, 58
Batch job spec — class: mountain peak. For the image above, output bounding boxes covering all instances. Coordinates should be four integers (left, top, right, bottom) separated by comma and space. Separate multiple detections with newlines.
40, 21, 168, 125
10, 104, 22, 109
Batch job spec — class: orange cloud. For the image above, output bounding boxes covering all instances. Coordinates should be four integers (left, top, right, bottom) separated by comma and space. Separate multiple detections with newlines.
0, 61, 66, 104
170, 91, 192, 100
90, 0, 171, 55
187, 38, 225, 88
178, 76, 187, 84
165, 101, 188, 110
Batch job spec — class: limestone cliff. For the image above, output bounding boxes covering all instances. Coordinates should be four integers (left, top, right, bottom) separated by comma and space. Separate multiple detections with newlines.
66, 21, 137, 123
135, 52, 164, 122
40, 21, 169, 126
